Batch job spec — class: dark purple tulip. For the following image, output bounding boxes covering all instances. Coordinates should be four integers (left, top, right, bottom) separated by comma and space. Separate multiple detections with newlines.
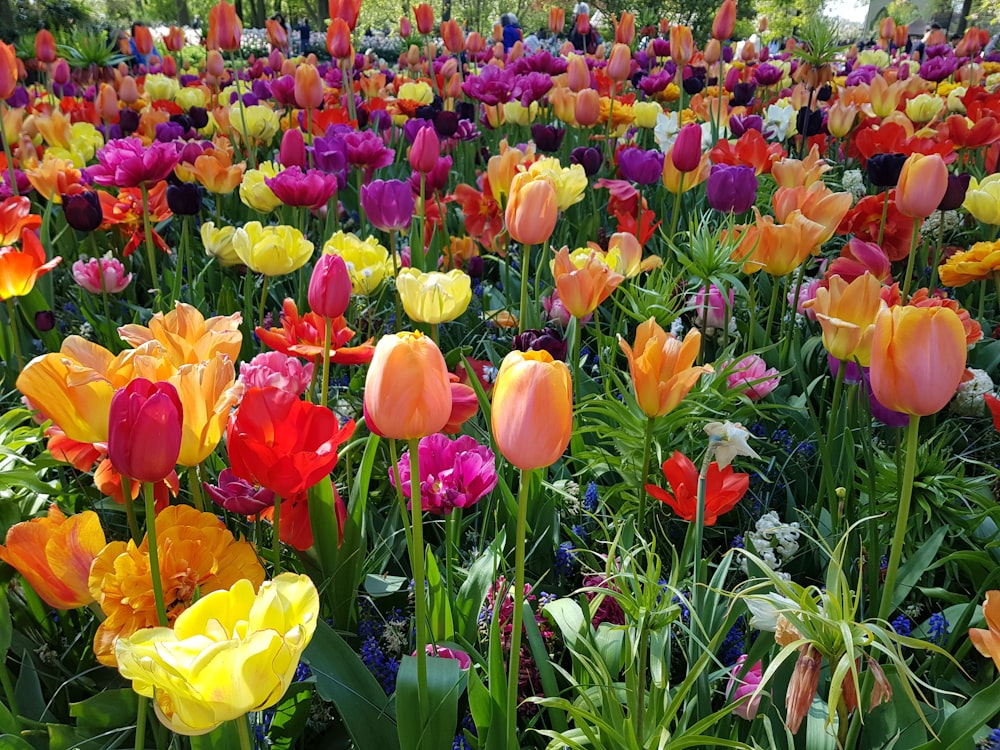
434, 110, 459, 138
188, 107, 209, 129
619, 147, 664, 185
361, 179, 415, 232
403, 117, 434, 144
166, 183, 202, 216
722, 45, 734, 63
729, 114, 763, 137
732, 82, 757, 107
155, 121, 186, 143
752, 63, 783, 86
683, 75, 705, 95
370, 109, 392, 131
119, 109, 140, 134
62, 191, 103, 232
531, 124, 566, 153
251, 79, 272, 101
512, 328, 568, 362
5, 86, 29, 109
571, 146, 602, 177
866, 153, 907, 188
938, 173, 971, 211
706, 164, 757, 214
651, 38, 669, 57
205, 468, 276, 515
796, 107, 823, 137
415, 104, 438, 122
34, 310, 55, 332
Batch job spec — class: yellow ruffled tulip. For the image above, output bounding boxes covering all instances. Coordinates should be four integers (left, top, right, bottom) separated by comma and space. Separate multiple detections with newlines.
168, 354, 244, 466
396, 268, 472, 324
229, 104, 280, 145
115, 574, 319, 735
233, 221, 314, 276
200, 221, 241, 266
144, 74, 180, 101
964, 174, 1000, 225
118, 302, 243, 368
176, 86, 208, 111
239, 161, 283, 213
803, 272, 885, 366
323, 231, 394, 295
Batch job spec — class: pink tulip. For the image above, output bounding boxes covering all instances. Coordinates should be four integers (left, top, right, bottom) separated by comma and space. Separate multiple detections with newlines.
727, 655, 763, 720
72, 255, 132, 294
725, 355, 780, 401
239, 351, 314, 397
688, 284, 732, 330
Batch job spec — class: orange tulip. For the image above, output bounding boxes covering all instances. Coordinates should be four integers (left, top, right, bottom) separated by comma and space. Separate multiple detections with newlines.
771, 148, 831, 188
893, 24, 908, 49
730, 209, 826, 276
491, 350, 572, 471
802, 273, 885, 366
35, 29, 57, 64
574, 88, 601, 126
440, 20, 465, 53
0, 230, 60, 301
414, 3, 434, 35
505, 173, 558, 246
364, 331, 452, 439
326, 18, 353, 59
96, 83, 119, 121
118, 303, 242, 368
773, 182, 853, 245
466, 31, 484, 53
670, 25, 694, 66
869, 305, 967, 416
164, 26, 185, 52
618, 318, 711, 419
704, 39, 721, 64
970, 591, 1000, 670
118, 75, 140, 105
133, 25, 154, 56
266, 19, 288, 50
567, 54, 590, 92
0, 42, 17, 100
294, 64, 324, 108
551, 247, 625, 319
869, 75, 903, 119
0, 505, 106, 610
25, 157, 82, 202
486, 141, 534, 201
712, 0, 736, 40
208, 0, 243, 52
206, 49, 225, 78
550, 87, 577, 124
614, 12, 636, 45
896, 153, 948, 219
548, 7, 565, 34
607, 43, 631, 83
826, 101, 858, 138
187, 149, 245, 195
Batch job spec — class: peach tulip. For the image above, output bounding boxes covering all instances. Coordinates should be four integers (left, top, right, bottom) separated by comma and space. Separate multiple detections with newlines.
803, 273, 885, 366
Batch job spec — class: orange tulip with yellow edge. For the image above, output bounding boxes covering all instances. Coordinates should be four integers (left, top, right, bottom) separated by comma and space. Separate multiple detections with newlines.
505, 172, 558, 246
618, 318, 712, 419
118, 302, 242, 368
770, 147, 831, 188
773, 182, 853, 245
662, 145, 710, 194
552, 247, 625, 319
869, 305, 967, 416
487, 139, 536, 202
0, 505, 106, 610
168, 354, 244, 467
491, 349, 572, 471
868, 75, 904, 119
803, 272, 886, 366
730, 209, 827, 276
187, 149, 245, 194
603, 231, 662, 277
670, 25, 694, 65
25, 157, 82, 203
970, 591, 1000, 671
0, 196, 42, 245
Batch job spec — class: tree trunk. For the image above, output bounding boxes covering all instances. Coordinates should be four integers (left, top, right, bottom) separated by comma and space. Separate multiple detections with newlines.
956, 0, 973, 36
0, 0, 14, 42
176, 0, 191, 27
442, 0, 451, 21
235, 0, 244, 24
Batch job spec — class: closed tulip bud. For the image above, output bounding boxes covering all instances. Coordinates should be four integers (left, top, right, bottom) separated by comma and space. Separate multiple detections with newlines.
52, 59, 70, 85
441, 56, 458, 79
724, 65, 740, 91
96, 84, 119, 121
409, 126, 440, 173
208, 0, 243, 51
165, 26, 185, 52
327, 19, 353, 59
615, 12, 636, 45
118, 75, 139, 104
467, 31, 484, 53
670, 25, 694, 65
133, 25, 154, 56
506, 173, 558, 245
35, 29, 57, 64
549, 7, 565, 34
878, 17, 895, 43
0, 42, 16, 100
704, 39, 721, 64
414, 3, 434, 34
406, 44, 421, 66
893, 24, 909, 48
166, 183, 202, 215
712, 0, 737, 40
576, 12, 590, 35
309, 252, 352, 318
671, 123, 703, 173
870, 305, 967, 416
574, 88, 600, 126
396, 268, 472, 323
441, 20, 465, 53
108, 379, 183, 483
294, 64, 323, 108
607, 43, 631, 82
364, 331, 452, 439
567, 54, 590, 92
279, 128, 306, 169
491, 350, 572, 471
826, 101, 858, 138
446, 72, 462, 98
162, 55, 177, 77
206, 50, 225, 78
741, 40, 756, 61
361, 179, 415, 232
896, 153, 948, 219
400, 16, 412, 36
63, 191, 103, 232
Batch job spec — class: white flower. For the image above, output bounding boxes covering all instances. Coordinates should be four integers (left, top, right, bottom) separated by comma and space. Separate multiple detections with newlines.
654, 111, 680, 152
841, 169, 867, 201
764, 102, 794, 140
745, 593, 799, 631
705, 421, 760, 468
951, 368, 994, 416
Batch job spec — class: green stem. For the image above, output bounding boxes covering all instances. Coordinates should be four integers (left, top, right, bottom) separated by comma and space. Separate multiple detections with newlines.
388, 439, 414, 554
272, 495, 282, 575
258, 275, 269, 326
929, 210, 945, 293
408, 438, 429, 720
139, 183, 160, 309
826, 362, 847, 528
634, 624, 648, 743
637, 416, 655, 527
0, 102, 18, 197
0, 642, 20, 729
418, 174, 427, 272
763, 274, 781, 343
518, 244, 531, 334
121, 475, 141, 542
388, 230, 402, 332
143, 482, 169, 627
134, 696, 148, 750
877, 415, 920, 622
342, 58, 357, 123
321, 318, 332, 408
235, 714, 254, 750
4, 298, 23, 371
780, 265, 806, 369
877, 190, 889, 248
900, 218, 921, 303
231, 54, 258, 170
506, 469, 532, 746
189, 464, 205, 512
668, 175, 684, 237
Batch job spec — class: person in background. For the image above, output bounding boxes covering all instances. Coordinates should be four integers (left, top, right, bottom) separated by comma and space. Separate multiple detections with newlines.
569, 2, 599, 54
295, 18, 311, 55
501, 13, 522, 52
524, 28, 541, 52
129, 22, 162, 68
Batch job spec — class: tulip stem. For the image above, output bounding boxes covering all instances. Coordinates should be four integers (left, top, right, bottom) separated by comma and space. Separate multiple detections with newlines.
321, 317, 332, 408
517, 244, 531, 334
133, 696, 147, 750
929, 210, 945, 293
189, 465, 205, 512
407, 437, 430, 721
121, 475, 141, 542
235, 715, 254, 750
900, 218, 921, 303
417, 174, 427, 273
506, 468, 532, 747
4, 298, 23, 372
388, 439, 415, 554
0, 103, 17, 197
637, 416, 655, 527
272, 494, 282, 575
139, 183, 160, 311
669, 175, 684, 237
877, 414, 920, 622
143, 482, 169, 627
780, 265, 806, 369
342, 58, 357, 124
877, 190, 889, 249
763, 274, 781, 343
826, 361, 847, 528
258, 275, 269, 326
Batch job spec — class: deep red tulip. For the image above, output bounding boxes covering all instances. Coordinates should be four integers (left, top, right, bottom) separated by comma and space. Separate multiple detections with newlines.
645, 451, 749, 525
108, 379, 183, 484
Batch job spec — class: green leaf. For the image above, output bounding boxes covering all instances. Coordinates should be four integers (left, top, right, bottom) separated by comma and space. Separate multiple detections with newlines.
522, 600, 567, 734
304, 620, 399, 750
69, 690, 138, 732
268, 683, 313, 750
395, 655, 463, 750
0, 591, 10, 656
425, 549, 454, 642
892, 525, 948, 611
364, 574, 408, 597
455, 541, 501, 643
0, 736, 35, 750
189, 720, 243, 750
14, 651, 53, 723
911, 678, 1000, 750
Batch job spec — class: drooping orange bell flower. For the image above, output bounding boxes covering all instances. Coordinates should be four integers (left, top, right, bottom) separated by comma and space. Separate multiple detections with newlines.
491, 349, 572, 471
551, 246, 624, 319
803, 272, 885, 366
0, 230, 60, 301
207, 0, 243, 51
0, 505, 106, 610
869, 305, 967, 416
619, 318, 711, 418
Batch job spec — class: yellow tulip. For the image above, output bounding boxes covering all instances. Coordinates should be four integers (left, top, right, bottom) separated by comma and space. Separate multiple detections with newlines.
527, 158, 587, 210
115, 574, 319, 735
176, 86, 208, 111
239, 161, 283, 213
904, 93, 944, 124
229, 104, 280, 145
396, 268, 472, 324
143, 74, 180, 101
803, 272, 885, 366
168, 354, 244, 466
397, 80, 434, 104
632, 101, 663, 129
200, 221, 241, 266
964, 174, 1000, 225
323, 231, 393, 295
232, 221, 314, 276
503, 100, 538, 126
118, 302, 243, 368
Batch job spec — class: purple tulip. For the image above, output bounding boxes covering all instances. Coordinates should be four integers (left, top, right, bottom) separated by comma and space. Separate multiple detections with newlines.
706, 164, 757, 214
461, 64, 514, 106
530, 124, 566, 153
391, 433, 498, 515
512, 327, 568, 361
939, 173, 971, 211
571, 146, 603, 177
618, 147, 664, 185
361, 179, 415, 232
270, 75, 297, 108
62, 191, 103, 232
205, 468, 277, 515
729, 114, 763, 137
511, 71, 552, 106
342, 130, 395, 179
752, 63, 783, 86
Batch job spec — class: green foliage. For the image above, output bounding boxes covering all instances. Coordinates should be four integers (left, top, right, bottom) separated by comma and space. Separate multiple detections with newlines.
55, 28, 130, 68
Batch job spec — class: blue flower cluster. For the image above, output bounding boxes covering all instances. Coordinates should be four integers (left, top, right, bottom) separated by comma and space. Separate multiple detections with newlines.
554, 541, 577, 577
720, 616, 747, 666
453, 713, 478, 750
891, 614, 912, 638
983, 726, 1000, 749
927, 612, 950, 646
360, 636, 400, 694
583, 482, 599, 512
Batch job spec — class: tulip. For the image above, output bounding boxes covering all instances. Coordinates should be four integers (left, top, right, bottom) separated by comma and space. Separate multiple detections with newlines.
707, 164, 758, 214
327, 18, 353, 59
712, 0, 736, 40
323, 231, 393, 295
607, 43, 631, 82
205, 468, 276, 515
108, 379, 183, 484
491, 349, 572, 471
671, 123, 703, 173
400, 16, 412, 36
118, 75, 140, 104
35, 29, 57, 64
360, 179, 415, 232
232, 221, 314, 277
670, 25, 694, 65
826, 102, 858, 138
294, 64, 323, 109
409, 126, 440, 173
0, 231, 61, 301
725, 355, 780, 401
0, 505, 106, 610
239, 351, 314, 397
869, 305, 966, 417
614, 12, 636, 45
392, 433, 497, 514
728, 656, 764, 720
619, 147, 664, 185
803, 273, 885, 366
896, 153, 948, 219
208, 0, 243, 51
576, 12, 591, 35
688, 285, 733, 330
441, 19, 465, 53
646, 450, 749, 524
414, 3, 434, 34
552, 247, 624, 319
364, 331, 452, 440
505, 173, 558, 246
133, 25, 154, 56
0, 42, 17, 100
164, 26, 185, 52
115, 574, 319, 735
239, 162, 283, 213
396, 268, 473, 324
548, 7, 565, 34
206, 49, 225, 77
169, 355, 242, 467
308, 252, 352, 319
574, 89, 601, 127
970, 591, 1000, 671
278, 128, 307, 169
964, 174, 1000, 225
72, 254, 132, 294
567, 54, 590, 92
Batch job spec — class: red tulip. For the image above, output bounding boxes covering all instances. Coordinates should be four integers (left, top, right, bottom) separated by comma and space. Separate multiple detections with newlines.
671, 123, 703, 173
441, 20, 465, 53
712, 0, 736, 40
35, 29, 56, 64
414, 3, 434, 34
645, 451, 749, 525
409, 126, 440, 173
133, 25, 154, 56
326, 18, 353, 60
329, 0, 362, 31
108, 379, 183, 484
208, 0, 243, 52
